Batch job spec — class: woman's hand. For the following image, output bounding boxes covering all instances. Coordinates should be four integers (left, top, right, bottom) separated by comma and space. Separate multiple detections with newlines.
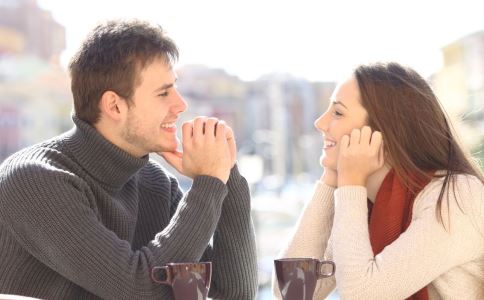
337, 126, 384, 187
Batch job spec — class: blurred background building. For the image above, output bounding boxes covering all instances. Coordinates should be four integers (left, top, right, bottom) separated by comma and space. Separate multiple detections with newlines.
0, 0, 70, 160
0, 1, 483, 299
434, 31, 484, 164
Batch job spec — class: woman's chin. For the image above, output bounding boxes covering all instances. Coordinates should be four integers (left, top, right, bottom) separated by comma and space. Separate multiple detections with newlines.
320, 156, 336, 170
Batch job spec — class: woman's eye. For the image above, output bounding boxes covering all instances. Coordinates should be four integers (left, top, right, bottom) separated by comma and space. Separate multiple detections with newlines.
332, 110, 343, 117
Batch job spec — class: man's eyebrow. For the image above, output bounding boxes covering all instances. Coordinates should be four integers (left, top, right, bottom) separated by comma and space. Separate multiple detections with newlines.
154, 78, 178, 92
331, 99, 348, 109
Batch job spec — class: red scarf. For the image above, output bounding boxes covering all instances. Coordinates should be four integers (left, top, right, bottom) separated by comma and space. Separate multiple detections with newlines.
368, 169, 432, 300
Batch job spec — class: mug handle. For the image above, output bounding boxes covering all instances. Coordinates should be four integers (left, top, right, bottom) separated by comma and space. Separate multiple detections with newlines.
151, 266, 171, 285
316, 260, 335, 278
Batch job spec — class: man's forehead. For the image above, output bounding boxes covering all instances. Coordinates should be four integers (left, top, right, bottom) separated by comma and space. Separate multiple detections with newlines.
140, 58, 175, 78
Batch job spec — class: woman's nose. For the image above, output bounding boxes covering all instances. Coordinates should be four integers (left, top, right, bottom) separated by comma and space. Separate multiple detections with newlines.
314, 114, 327, 133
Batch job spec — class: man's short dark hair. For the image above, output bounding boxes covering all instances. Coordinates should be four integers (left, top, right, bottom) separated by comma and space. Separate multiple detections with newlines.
69, 19, 179, 124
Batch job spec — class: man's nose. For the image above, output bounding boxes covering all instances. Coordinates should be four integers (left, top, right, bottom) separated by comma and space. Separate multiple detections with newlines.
172, 91, 188, 115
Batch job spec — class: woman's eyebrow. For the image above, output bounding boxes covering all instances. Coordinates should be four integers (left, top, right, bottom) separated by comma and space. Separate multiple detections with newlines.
331, 99, 348, 109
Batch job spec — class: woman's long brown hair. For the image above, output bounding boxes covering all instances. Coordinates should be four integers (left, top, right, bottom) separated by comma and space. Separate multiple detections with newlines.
354, 62, 483, 226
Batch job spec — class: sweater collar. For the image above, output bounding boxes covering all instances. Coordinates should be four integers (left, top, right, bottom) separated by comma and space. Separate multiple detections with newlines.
63, 115, 148, 191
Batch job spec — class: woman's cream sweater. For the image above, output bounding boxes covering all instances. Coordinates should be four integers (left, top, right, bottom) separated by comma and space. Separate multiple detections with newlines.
272, 174, 483, 299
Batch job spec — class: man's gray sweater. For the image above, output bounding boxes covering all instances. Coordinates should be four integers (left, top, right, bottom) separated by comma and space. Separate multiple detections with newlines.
0, 116, 257, 299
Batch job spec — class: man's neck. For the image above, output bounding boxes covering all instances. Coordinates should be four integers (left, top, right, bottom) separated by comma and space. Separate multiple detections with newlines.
94, 121, 145, 158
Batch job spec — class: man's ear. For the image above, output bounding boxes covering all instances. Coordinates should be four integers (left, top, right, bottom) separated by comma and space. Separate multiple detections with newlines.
99, 91, 127, 122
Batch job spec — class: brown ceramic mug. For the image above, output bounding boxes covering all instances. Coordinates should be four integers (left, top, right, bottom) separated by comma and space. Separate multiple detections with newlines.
151, 262, 212, 300
274, 258, 335, 300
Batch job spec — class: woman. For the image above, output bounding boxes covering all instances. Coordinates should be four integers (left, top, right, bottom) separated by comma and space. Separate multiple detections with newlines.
272, 62, 484, 299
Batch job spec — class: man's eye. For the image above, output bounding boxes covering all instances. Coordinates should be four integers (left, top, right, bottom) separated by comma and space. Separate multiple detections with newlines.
159, 91, 169, 97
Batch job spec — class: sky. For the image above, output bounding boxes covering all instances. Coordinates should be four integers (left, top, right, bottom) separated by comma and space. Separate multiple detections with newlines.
38, 0, 484, 82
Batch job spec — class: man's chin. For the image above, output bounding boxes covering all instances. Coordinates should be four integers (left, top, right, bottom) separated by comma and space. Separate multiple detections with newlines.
155, 144, 178, 154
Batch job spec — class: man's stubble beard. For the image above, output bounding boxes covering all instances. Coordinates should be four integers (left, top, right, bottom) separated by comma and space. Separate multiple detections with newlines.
122, 111, 164, 154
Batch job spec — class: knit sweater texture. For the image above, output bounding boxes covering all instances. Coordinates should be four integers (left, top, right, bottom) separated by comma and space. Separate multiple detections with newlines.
273, 175, 483, 299
0, 116, 257, 300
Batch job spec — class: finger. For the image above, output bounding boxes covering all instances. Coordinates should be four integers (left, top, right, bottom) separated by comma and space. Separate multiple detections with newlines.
215, 121, 227, 141
173, 149, 184, 158
205, 117, 219, 139
160, 149, 183, 159
223, 123, 234, 140
360, 126, 372, 145
220, 123, 236, 162
378, 139, 385, 167
350, 128, 361, 146
160, 151, 183, 173
339, 134, 350, 153
228, 137, 236, 154
228, 137, 237, 166
182, 122, 193, 147
193, 116, 207, 138
224, 124, 234, 142
370, 131, 382, 153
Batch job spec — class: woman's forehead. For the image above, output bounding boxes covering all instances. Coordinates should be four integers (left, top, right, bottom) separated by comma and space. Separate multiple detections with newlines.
333, 76, 361, 105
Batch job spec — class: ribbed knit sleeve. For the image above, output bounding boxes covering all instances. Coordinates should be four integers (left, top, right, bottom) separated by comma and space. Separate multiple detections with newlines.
150, 175, 228, 263
0, 152, 228, 299
202, 165, 258, 300
272, 181, 337, 300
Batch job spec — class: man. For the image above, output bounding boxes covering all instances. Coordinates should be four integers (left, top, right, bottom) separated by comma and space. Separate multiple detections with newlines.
0, 20, 257, 299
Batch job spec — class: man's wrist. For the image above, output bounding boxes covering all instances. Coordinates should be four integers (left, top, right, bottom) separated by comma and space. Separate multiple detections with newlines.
227, 164, 243, 183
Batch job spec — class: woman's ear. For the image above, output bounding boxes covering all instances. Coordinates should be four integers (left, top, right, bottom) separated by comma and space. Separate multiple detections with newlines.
99, 91, 127, 122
